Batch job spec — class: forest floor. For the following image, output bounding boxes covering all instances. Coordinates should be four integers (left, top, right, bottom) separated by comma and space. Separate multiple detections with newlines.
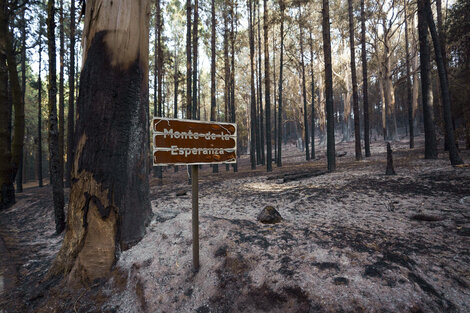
0, 136, 470, 312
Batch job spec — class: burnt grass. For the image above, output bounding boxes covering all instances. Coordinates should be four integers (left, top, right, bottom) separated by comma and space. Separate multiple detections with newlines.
1, 140, 470, 312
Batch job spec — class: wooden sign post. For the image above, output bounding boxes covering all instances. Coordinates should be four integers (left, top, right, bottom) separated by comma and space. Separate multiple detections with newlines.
152, 117, 237, 272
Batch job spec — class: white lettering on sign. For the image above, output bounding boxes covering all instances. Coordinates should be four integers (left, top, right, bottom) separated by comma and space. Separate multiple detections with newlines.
170, 146, 227, 156
162, 128, 231, 141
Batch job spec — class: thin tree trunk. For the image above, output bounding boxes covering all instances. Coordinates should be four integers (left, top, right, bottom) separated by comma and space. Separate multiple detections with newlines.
273, 28, 277, 163
211, 0, 218, 173
257, 0, 264, 165
423, 0, 463, 165
322, 0, 336, 172
348, 0, 362, 160
50, 0, 152, 283
58, 0, 65, 180
16, 8, 27, 193
38, 25, 43, 188
277, 1, 284, 167
47, 0, 65, 233
192, 0, 198, 119
299, 9, 310, 161
264, 0, 271, 171
66, 0, 76, 187
360, 0, 370, 156
249, 0, 256, 169
404, 0, 414, 148
417, 0, 438, 159
154, 0, 163, 182
186, 0, 192, 118
309, 30, 315, 160
231, 0, 238, 172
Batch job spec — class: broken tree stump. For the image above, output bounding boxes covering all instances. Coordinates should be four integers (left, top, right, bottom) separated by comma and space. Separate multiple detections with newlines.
386, 142, 396, 175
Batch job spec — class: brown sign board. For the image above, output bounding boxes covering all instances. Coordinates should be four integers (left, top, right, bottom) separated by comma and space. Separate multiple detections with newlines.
152, 117, 237, 166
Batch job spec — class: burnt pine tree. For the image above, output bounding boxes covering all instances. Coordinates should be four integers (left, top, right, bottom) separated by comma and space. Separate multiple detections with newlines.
230, 0, 238, 172
360, 0, 370, 157
322, 0, 336, 171
423, 0, 463, 165
186, 0, 192, 118
309, 30, 315, 160
38, 19, 44, 188
299, 8, 310, 161
264, 0, 272, 171
276, 0, 285, 167
256, 0, 264, 165
211, 0, 219, 173
417, 0, 438, 159
404, 0, 414, 149
153, 0, 163, 182
58, 0, 65, 176
66, 0, 76, 187
50, 0, 152, 283
0, 0, 25, 209
249, 0, 257, 169
348, 0, 362, 160
192, 0, 198, 119
47, 0, 65, 234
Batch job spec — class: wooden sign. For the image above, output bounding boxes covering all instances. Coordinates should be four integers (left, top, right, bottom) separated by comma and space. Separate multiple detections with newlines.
152, 117, 237, 166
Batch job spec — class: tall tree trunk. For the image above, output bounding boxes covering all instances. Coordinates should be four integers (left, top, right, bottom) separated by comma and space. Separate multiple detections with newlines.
231, 0, 238, 172
192, 0, 198, 119
211, 0, 218, 173
404, 0, 414, 148
423, 0, 463, 165
264, 0, 272, 171
277, 0, 284, 167
309, 30, 315, 160
417, 0, 438, 159
360, 0, 370, 156
186, 0, 192, 118
299, 9, 310, 161
47, 0, 65, 234
249, 0, 256, 169
66, 0, 76, 187
322, 0, 336, 172
38, 25, 43, 188
50, 0, 152, 284
17, 8, 27, 193
58, 0, 65, 180
348, 0, 362, 160
174, 50, 178, 120
154, 0, 163, 182
273, 28, 277, 163
257, 0, 264, 165
224, 0, 230, 172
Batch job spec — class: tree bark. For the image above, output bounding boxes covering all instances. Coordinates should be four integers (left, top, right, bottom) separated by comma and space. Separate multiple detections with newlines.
404, 0, 414, 148
249, 0, 256, 170
192, 0, 198, 119
50, 0, 152, 284
47, 0, 65, 233
154, 0, 163, 182
277, 0, 284, 167
309, 31, 315, 160
59, 0, 65, 179
322, 0, 336, 172
423, 0, 463, 165
264, 0, 272, 171
66, 0, 76, 187
211, 0, 218, 173
299, 9, 310, 161
38, 23, 43, 188
186, 0, 192, 118
256, 0, 264, 165
231, 0, 238, 172
348, 0, 362, 160
17, 8, 27, 193
417, 0, 438, 159
360, 0, 370, 156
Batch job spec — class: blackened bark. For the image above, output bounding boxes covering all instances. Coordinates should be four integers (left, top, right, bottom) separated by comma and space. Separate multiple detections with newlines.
423, 0, 463, 165
348, 0, 362, 161
277, 0, 284, 167
322, 0, 336, 172
231, 0, 238, 172
264, 0, 271, 171
273, 29, 277, 162
417, 0, 438, 159
16, 8, 27, 193
249, 0, 256, 170
38, 31, 43, 188
192, 0, 198, 119
66, 0, 76, 187
47, 0, 65, 234
211, 0, 218, 173
385, 142, 396, 175
309, 31, 315, 160
154, 0, 163, 181
257, 0, 264, 165
186, 0, 192, 118
360, 0, 370, 157
299, 10, 310, 161
404, 0, 414, 149
59, 0, 65, 178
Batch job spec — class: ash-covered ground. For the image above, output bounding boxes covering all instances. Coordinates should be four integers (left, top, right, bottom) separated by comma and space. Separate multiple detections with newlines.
1, 137, 469, 312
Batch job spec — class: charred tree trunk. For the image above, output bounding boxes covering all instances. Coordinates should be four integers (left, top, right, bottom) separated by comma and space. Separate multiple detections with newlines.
423, 0, 463, 165
299, 10, 310, 161
249, 0, 256, 170
385, 142, 396, 175
360, 0, 370, 157
16, 8, 27, 193
66, 0, 76, 187
153, 0, 163, 182
348, 0, 362, 160
211, 0, 218, 173
417, 0, 438, 159
47, 0, 65, 234
59, 0, 65, 179
257, 0, 264, 165
322, 0, 336, 172
38, 25, 43, 188
186, 0, 192, 118
404, 0, 414, 149
231, 0, 238, 172
273, 29, 277, 163
309, 31, 315, 160
192, 0, 198, 119
50, 0, 152, 284
277, 0, 284, 167
264, 0, 272, 171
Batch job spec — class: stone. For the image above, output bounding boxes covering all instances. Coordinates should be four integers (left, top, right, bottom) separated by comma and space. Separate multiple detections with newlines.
257, 206, 282, 224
